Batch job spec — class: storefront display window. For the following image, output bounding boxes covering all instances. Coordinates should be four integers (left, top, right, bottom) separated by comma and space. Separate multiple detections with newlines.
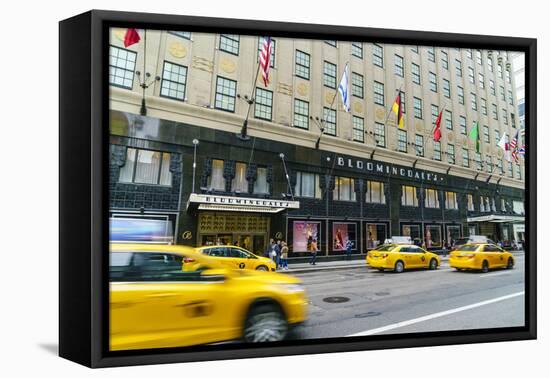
292, 221, 321, 252
332, 223, 357, 251
425, 224, 442, 248
402, 224, 421, 241
366, 223, 387, 249
253, 167, 269, 194
446, 225, 461, 246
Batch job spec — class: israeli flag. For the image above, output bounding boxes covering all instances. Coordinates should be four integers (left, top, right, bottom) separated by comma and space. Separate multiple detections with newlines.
338, 63, 351, 112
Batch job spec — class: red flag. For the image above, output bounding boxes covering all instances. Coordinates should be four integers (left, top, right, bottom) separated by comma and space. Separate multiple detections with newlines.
123, 28, 141, 48
433, 110, 443, 142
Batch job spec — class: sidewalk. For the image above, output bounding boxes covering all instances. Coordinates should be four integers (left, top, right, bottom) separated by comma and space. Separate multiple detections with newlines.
279, 250, 525, 274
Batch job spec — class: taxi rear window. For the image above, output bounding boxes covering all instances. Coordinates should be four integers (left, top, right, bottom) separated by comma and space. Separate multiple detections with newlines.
375, 245, 396, 252
456, 245, 480, 252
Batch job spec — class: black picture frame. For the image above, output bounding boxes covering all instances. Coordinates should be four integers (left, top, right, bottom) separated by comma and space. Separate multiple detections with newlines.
59, 9, 537, 368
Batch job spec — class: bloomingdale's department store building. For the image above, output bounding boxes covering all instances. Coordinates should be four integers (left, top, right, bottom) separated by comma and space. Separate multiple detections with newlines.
109, 110, 525, 258
108, 29, 526, 258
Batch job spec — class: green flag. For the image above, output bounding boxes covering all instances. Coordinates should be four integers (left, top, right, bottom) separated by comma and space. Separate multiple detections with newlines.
470, 121, 480, 153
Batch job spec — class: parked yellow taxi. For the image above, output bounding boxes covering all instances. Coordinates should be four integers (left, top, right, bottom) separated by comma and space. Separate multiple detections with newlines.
367, 244, 441, 273
109, 243, 307, 351
449, 243, 515, 273
196, 245, 277, 272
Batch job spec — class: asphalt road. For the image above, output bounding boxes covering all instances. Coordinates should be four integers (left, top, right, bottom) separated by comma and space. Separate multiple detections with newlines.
295, 255, 525, 339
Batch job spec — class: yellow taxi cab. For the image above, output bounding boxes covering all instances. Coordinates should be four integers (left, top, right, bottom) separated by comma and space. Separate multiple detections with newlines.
366, 242, 441, 273
196, 245, 277, 272
449, 243, 515, 273
109, 243, 307, 351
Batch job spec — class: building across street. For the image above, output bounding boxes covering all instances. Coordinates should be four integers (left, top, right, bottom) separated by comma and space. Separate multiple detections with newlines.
108, 28, 525, 260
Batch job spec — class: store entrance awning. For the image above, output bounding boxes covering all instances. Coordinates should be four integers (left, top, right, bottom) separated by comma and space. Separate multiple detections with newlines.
186, 193, 300, 214
467, 214, 525, 223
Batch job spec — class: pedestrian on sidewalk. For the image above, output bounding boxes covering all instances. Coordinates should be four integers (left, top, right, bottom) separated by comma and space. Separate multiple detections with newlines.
309, 239, 318, 265
345, 239, 353, 260
276, 239, 282, 269
280, 241, 289, 270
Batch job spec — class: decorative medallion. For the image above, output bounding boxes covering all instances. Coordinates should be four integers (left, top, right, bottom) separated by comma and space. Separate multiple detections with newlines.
485, 145, 491, 154
296, 83, 309, 96
168, 42, 187, 58
325, 92, 336, 105
497, 149, 503, 158
416, 121, 424, 132
375, 108, 386, 120
353, 101, 363, 114
220, 58, 236, 74
112, 28, 126, 42
448, 132, 455, 142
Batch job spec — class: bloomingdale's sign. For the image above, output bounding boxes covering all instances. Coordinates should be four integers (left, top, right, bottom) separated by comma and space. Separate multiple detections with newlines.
330, 155, 445, 183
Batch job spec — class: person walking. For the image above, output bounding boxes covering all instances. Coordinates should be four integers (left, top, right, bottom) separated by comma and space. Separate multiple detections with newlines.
265, 238, 275, 258
280, 241, 289, 270
345, 239, 353, 260
275, 240, 282, 269
309, 238, 318, 265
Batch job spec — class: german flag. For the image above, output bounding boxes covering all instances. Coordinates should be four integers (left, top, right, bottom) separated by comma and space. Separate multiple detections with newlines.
392, 91, 404, 129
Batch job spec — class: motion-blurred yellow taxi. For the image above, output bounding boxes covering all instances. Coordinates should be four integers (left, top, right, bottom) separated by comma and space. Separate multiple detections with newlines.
196, 245, 277, 271
449, 243, 515, 273
367, 243, 441, 273
109, 243, 307, 351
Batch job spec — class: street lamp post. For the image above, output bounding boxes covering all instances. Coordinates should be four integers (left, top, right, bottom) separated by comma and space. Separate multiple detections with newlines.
192, 139, 199, 193
279, 153, 294, 200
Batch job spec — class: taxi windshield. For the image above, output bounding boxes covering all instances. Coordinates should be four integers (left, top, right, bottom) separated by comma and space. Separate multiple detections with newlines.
456, 244, 480, 252
375, 245, 397, 252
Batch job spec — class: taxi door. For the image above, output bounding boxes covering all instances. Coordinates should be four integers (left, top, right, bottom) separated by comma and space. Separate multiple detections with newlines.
228, 247, 253, 270
398, 246, 416, 268
110, 273, 232, 351
410, 246, 428, 268
203, 247, 234, 269
482, 244, 500, 267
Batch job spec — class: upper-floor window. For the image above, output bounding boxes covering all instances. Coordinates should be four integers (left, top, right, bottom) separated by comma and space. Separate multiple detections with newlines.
118, 148, 172, 186
375, 122, 386, 147
462, 147, 470, 167
471, 93, 478, 110
169, 31, 191, 39
468, 66, 475, 84
160, 61, 188, 101
323, 107, 337, 136
254, 167, 269, 194
215, 76, 237, 112
459, 116, 467, 135
457, 86, 465, 104
479, 73, 485, 89
490, 80, 496, 95
254, 88, 273, 121
413, 97, 423, 119
293, 99, 309, 129
431, 104, 439, 125
445, 110, 453, 130
366, 181, 386, 204
476, 50, 482, 65
325, 40, 337, 47
411, 63, 421, 84
401, 185, 418, 207
373, 44, 384, 67
425, 189, 440, 208
257, 37, 276, 67
295, 50, 310, 79
232, 162, 248, 193
207, 159, 225, 191
441, 50, 449, 69
448, 144, 455, 164
429, 72, 437, 92
219, 34, 240, 55
351, 42, 363, 58
323, 61, 337, 88
333, 177, 356, 201
467, 194, 475, 211
397, 129, 408, 153
443, 79, 451, 98
433, 141, 441, 161
455, 59, 462, 77
374, 81, 385, 105
395, 54, 404, 77
352, 116, 364, 143
427, 47, 435, 62
415, 134, 424, 157
109, 46, 137, 89
475, 152, 482, 171
481, 98, 488, 115
295, 172, 321, 199
483, 125, 490, 143
445, 192, 458, 210
351, 72, 364, 98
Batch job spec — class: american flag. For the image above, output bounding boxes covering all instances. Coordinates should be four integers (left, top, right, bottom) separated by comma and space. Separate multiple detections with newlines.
259, 37, 274, 87
519, 145, 526, 157
510, 130, 520, 161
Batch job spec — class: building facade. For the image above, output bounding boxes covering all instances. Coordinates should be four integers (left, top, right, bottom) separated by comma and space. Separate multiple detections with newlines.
108, 28, 525, 257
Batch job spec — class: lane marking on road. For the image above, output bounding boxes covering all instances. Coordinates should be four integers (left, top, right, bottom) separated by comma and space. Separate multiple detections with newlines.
347, 291, 525, 337
478, 271, 512, 278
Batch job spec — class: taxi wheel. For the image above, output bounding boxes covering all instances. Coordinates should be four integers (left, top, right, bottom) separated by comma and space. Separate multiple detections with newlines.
429, 258, 438, 270
243, 304, 288, 343
394, 260, 404, 273
481, 260, 489, 273
256, 265, 268, 271
507, 258, 514, 269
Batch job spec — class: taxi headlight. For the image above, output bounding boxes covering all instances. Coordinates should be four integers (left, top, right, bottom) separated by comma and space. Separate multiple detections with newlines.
278, 284, 305, 293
